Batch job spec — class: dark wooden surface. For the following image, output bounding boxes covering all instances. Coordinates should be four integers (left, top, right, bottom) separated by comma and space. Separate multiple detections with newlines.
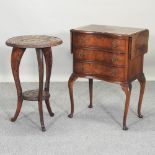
6, 35, 63, 48
72, 24, 148, 36
6, 35, 62, 131
22, 89, 50, 101
68, 25, 149, 130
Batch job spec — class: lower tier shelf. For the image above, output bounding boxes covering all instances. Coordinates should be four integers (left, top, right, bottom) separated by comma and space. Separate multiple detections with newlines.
22, 89, 50, 101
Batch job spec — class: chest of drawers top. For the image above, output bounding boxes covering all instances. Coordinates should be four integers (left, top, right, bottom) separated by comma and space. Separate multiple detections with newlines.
71, 24, 148, 37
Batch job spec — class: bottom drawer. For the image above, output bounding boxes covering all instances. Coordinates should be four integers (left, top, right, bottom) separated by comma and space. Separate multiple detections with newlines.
74, 62, 126, 81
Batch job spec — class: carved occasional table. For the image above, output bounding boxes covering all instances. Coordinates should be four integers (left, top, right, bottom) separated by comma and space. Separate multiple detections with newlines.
68, 25, 149, 130
6, 35, 62, 131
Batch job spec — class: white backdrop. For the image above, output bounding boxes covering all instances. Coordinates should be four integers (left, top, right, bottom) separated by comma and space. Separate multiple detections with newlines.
0, 0, 154, 82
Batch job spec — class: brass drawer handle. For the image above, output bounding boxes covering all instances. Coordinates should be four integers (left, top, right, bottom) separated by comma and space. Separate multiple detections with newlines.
112, 57, 118, 62
111, 69, 116, 76
79, 53, 85, 57
112, 41, 118, 48
80, 66, 84, 72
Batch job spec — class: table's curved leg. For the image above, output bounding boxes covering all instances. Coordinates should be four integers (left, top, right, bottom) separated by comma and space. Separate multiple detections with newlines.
36, 48, 46, 132
88, 79, 93, 108
68, 73, 78, 118
137, 73, 146, 118
11, 47, 25, 122
121, 82, 132, 130
43, 47, 54, 117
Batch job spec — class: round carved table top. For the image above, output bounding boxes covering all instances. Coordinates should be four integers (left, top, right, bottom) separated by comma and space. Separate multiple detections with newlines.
6, 35, 63, 48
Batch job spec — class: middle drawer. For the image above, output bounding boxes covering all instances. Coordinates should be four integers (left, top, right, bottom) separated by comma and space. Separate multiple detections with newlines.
74, 48, 127, 67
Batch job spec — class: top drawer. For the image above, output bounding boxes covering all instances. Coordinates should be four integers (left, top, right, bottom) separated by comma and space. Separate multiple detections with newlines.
71, 32, 129, 52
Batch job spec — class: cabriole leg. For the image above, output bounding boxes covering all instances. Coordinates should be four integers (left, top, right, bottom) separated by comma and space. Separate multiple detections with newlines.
36, 48, 46, 132
11, 47, 25, 122
43, 47, 54, 117
137, 73, 146, 118
68, 73, 78, 118
121, 83, 132, 130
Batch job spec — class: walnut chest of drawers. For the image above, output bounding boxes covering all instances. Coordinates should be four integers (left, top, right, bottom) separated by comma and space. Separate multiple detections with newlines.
68, 25, 149, 130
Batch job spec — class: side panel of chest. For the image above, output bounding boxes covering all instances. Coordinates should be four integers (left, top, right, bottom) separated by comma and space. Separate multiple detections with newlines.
127, 30, 149, 81
129, 30, 149, 59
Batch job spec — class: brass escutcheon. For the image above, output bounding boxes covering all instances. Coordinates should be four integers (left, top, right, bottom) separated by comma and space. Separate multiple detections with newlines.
112, 40, 118, 48
111, 69, 116, 76
112, 57, 118, 62
79, 53, 85, 57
